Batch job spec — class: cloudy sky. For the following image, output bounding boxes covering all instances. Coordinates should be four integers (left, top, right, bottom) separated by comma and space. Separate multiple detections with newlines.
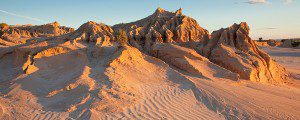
0, 0, 299, 39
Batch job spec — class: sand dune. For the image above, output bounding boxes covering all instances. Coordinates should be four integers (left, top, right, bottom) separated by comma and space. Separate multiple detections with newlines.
1, 43, 299, 119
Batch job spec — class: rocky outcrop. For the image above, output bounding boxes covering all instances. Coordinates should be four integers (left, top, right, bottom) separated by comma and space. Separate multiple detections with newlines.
267, 40, 283, 46
68, 21, 115, 46
254, 40, 283, 47
199, 22, 288, 84
254, 41, 270, 47
112, 8, 289, 84
0, 22, 74, 46
113, 8, 209, 52
10, 22, 74, 36
0, 8, 290, 86
281, 40, 293, 48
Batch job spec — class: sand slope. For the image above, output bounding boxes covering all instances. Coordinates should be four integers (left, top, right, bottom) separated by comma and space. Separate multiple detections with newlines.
1, 41, 300, 119
260, 46, 300, 85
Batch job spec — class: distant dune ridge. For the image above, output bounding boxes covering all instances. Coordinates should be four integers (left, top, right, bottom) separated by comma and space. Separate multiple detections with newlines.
0, 8, 299, 120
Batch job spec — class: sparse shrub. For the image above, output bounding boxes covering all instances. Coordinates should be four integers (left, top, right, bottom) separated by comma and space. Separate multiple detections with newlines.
115, 29, 128, 46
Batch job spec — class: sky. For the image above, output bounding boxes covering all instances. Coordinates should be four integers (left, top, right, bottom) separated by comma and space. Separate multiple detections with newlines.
0, 0, 299, 39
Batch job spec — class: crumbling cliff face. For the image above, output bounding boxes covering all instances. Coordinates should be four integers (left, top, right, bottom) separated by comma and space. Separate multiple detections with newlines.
68, 21, 115, 46
198, 22, 288, 84
113, 8, 289, 84
0, 22, 74, 46
113, 8, 209, 52
9, 22, 74, 36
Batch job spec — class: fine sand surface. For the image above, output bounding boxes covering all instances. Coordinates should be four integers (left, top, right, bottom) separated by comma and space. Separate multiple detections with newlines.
1, 44, 300, 120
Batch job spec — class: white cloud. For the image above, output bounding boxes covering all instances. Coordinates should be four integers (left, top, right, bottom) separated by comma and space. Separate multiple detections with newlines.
246, 0, 267, 4
0, 9, 45, 23
245, 0, 293, 4
284, 0, 293, 4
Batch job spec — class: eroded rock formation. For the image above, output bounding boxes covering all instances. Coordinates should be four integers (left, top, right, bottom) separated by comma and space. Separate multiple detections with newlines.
113, 7, 209, 52
0, 22, 74, 46
112, 8, 289, 84
68, 21, 115, 46
199, 22, 288, 84
254, 40, 283, 47
0, 9, 289, 85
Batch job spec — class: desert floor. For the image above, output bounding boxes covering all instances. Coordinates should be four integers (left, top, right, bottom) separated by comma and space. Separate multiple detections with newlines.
104, 46, 300, 120
1, 46, 300, 120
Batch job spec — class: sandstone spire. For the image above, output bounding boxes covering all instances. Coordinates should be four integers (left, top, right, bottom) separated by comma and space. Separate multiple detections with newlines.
175, 8, 183, 15
155, 7, 166, 14
68, 21, 114, 46
113, 8, 209, 52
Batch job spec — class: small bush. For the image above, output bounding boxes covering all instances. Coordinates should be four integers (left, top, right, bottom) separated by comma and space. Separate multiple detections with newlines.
115, 29, 128, 46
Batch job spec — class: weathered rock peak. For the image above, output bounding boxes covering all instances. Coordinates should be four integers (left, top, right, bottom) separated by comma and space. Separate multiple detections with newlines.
199, 22, 288, 84
113, 8, 209, 52
68, 21, 114, 45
